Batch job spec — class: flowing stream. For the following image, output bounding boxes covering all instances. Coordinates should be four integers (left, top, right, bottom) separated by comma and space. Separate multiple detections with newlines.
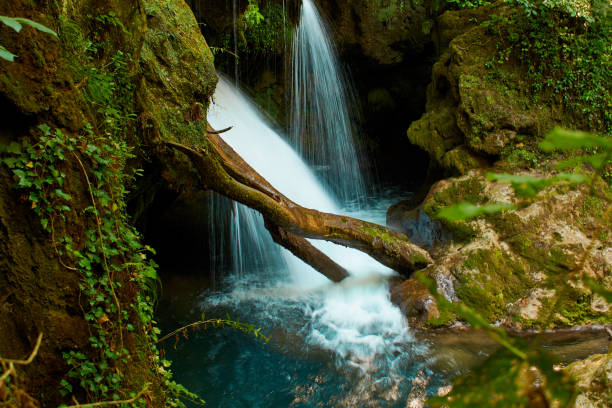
162, 0, 433, 403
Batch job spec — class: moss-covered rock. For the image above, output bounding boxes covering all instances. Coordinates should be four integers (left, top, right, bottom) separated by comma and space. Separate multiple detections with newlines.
0, 0, 218, 405
565, 352, 612, 408
391, 169, 612, 330
139, 0, 217, 146
406, 1, 587, 175
318, 0, 428, 65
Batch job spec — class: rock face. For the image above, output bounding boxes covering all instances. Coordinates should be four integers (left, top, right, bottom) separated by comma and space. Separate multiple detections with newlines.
387, 2, 611, 330
318, 0, 429, 65
0, 0, 217, 404
565, 351, 612, 408
405, 2, 562, 175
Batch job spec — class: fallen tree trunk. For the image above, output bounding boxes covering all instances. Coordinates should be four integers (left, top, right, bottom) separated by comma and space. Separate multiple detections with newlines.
265, 222, 349, 282
166, 131, 432, 279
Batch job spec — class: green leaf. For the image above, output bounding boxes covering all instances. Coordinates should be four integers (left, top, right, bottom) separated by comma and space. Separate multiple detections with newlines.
555, 153, 610, 171
37, 123, 51, 135
486, 172, 585, 198
13, 169, 32, 188
0, 44, 16, 61
14, 17, 58, 37
585, 279, 612, 303
55, 189, 72, 201
437, 202, 515, 221
539, 127, 611, 152
0, 16, 23, 32
6, 141, 21, 154
428, 347, 573, 408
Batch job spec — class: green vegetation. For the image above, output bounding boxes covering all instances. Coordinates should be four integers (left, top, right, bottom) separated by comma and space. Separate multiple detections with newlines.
1, 10, 175, 406
484, 0, 611, 132
212, 0, 290, 62
0, 122, 161, 404
424, 178, 488, 241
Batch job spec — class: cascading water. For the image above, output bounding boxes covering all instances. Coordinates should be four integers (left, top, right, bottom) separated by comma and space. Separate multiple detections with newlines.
290, 0, 367, 207
197, 77, 431, 406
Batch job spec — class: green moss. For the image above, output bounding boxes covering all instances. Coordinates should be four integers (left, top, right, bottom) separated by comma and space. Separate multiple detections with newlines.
441, 146, 485, 174
359, 226, 410, 244
423, 177, 487, 241
456, 283, 507, 322
425, 308, 456, 328
557, 294, 612, 326
486, 211, 524, 238
407, 110, 458, 163
455, 249, 531, 322
426, 178, 487, 214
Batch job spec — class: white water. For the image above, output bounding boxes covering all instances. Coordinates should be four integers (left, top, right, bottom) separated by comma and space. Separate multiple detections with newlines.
207, 78, 420, 395
291, 0, 367, 207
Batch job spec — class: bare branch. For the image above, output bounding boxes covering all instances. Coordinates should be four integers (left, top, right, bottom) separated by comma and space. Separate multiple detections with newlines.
0, 332, 43, 365
63, 384, 150, 408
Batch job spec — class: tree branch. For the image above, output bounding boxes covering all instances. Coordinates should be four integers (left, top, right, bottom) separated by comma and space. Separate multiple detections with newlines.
165, 133, 432, 278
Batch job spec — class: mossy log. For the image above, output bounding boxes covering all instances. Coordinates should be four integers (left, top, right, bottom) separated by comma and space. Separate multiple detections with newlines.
166, 130, 432, 280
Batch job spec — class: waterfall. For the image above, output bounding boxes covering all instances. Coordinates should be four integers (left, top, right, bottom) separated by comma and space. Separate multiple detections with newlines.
206, 78, 420, 404
290, 0, 367, 208
199, 2, 422, 402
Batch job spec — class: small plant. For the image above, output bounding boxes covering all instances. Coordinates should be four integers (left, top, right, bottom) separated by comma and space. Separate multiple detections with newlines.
244, 0, 265, 27
157, 311, 270, 347
483, 0, 611, 132
446, 0, 495, 10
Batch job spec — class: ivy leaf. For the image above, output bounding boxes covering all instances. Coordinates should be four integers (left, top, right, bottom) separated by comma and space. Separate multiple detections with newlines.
13, 17, 58, 37
0, 44, 16, 61
0, 16, 23, 32
55, 189, 72, 201
6, 141, 21, 154
437, 202, 515, 221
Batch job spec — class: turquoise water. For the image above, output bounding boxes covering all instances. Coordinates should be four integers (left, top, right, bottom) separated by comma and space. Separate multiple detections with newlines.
155, 189, 447, 407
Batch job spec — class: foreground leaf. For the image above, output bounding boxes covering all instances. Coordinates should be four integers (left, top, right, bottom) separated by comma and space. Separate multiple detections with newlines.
487, 172, 586, 197
437, 202, 515, 221
540, 127, 612, 152
14, 17, 58, 37
0, 15, 22, 32
0, 44, 16, 61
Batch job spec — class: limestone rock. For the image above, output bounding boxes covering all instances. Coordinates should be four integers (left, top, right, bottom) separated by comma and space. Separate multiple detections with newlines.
390, 171, 612, 329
